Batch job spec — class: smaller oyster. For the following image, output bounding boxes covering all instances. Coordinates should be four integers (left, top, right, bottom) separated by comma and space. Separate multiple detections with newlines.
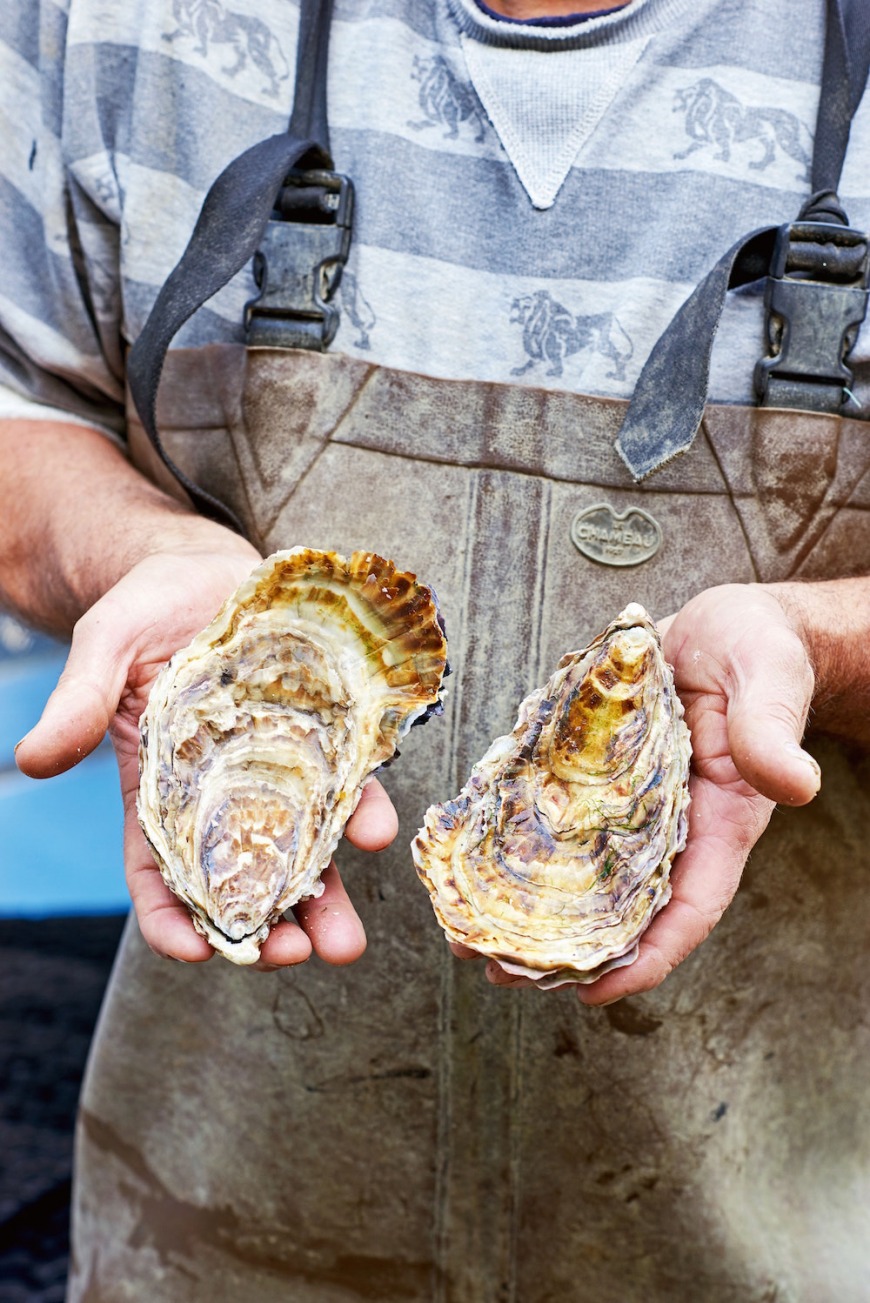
412, 604, 690, 987
138, 548, 448, 964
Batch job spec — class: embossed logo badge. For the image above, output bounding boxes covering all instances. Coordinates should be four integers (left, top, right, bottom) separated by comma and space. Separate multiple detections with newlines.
570, 503, 662, 568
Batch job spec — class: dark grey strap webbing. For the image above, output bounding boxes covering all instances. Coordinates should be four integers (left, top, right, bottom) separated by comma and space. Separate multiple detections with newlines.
615, 227, 779, 480
813, 0, 870, 194
127, 0, 334, 531
617, 0, 870, 481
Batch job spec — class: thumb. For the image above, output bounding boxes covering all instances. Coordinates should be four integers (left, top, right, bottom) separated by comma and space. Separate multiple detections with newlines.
726, 625, 819, 807
15, 613, 129, 779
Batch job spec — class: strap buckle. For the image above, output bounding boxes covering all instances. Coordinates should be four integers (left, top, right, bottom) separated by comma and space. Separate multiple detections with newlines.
244, 168, 354, 349
755, 220, 870, 412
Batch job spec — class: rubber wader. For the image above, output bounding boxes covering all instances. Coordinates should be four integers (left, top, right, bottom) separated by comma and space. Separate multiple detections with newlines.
66, 353, 870, 1302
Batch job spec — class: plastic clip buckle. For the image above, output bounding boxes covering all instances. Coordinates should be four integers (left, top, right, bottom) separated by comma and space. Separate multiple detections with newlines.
245, 169, 354, 350
755, 221, 870, 412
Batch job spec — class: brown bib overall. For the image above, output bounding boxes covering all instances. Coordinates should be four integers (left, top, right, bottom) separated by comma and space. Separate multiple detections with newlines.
68, 342, 870, 1301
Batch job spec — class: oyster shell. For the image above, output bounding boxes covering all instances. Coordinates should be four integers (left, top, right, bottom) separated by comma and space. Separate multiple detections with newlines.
138, 548, 448, 965
412, 604, 690, 987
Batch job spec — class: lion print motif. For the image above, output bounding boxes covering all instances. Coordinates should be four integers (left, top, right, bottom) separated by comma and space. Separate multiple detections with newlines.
339, 271, 376, 351
163, 0, 289, 99
510, 292, 633, 382
408, 55, 486, 143
673, 78, 810, 182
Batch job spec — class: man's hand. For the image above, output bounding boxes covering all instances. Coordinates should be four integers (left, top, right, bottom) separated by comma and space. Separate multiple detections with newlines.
574, 584, 820, 1004
15, 542, 398, 969
476, 583, 823, 1002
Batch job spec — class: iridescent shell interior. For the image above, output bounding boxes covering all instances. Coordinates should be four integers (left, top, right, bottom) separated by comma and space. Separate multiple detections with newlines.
413, 604, 691, 987
138, 548, 448, 964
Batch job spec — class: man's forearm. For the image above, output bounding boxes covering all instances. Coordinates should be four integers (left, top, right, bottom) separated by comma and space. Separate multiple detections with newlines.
768, 578, 870, 744
0, 420, 256, 635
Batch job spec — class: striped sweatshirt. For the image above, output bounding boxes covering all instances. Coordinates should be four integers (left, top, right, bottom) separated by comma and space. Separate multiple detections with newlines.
0, 0, 869, 440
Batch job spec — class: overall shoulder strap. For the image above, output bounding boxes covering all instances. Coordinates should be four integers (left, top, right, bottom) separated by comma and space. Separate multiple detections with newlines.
813, 0, 870, 195
617, 0, 870, 482
127, 0, 337, 530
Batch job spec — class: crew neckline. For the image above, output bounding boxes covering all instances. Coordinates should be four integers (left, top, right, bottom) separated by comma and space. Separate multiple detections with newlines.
472, 0, 629, 25
448, 0, 697, 48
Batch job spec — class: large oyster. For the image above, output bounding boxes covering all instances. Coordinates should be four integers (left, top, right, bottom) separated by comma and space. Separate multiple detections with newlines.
139, 548, 448, 965
412, 604, 690, 987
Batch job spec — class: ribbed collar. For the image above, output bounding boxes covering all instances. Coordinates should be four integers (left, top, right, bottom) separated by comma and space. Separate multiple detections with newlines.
448, 0, 697, 49
471, 0, 630, 25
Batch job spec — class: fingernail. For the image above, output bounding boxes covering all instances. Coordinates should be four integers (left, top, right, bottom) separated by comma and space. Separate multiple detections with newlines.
13, 738, 24, 754
784, 742, 821, 781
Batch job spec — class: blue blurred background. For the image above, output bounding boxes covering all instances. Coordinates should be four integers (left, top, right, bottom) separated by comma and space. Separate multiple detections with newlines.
0, 614, 127, 917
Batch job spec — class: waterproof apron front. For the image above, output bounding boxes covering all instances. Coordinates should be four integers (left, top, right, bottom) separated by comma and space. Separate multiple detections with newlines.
70, 1, 870, 1297
68, 347, 870, 1302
